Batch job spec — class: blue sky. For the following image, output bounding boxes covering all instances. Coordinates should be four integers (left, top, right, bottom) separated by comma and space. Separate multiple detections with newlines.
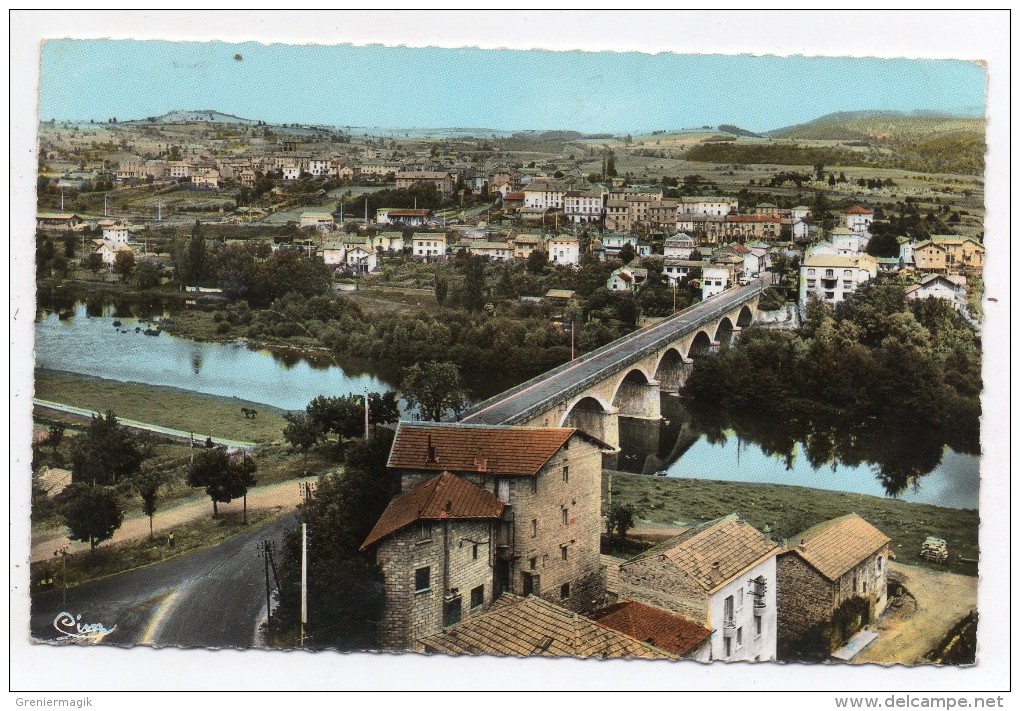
39, 40, 986, 133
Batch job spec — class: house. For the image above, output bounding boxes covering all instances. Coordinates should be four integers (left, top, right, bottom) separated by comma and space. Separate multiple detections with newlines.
384, 422, 610, 633
591, 600, 713, 661
905, 274, 967, 310
281, 164, 301, 181
912, 240, 949, 273
546, 235, 580, 267
238, 169, 257, 187
375, 208, 431, 227
664, 233, 696, 260
395, 171, 455, 196
844, 205, 874, 234
102, 224, 130, 243
723, 215, 783, 241
370, 231, 405, 253
829, 226, 867, 255
361, 471, 507, 649
93, 238, 134, 266
754, 202, 784, 218
501, 191, 525, 214
702, 265, 734, 299
411, 232, 448, 260
663, 258, 707, 286
897, 237, 915, 267
799, 253, 879, 310
930, 235, 985, 272
544, 289, 576, 305
191, 168, 220, 189
607, 265, 648, 293
36, 213, 84, 231
601, 233, 642, 259
678, 196, 738, 217
776, 514, 891, 657
418, 594, 675, 660
791, 206, 812, 221
358, 162, 402, 179
166, 161, 191, 179
318, 240, 346, 266
468, 241, 514, 262
307, 156, 332, 177
523, 179, 570, 210
512, 233, 543, 260
299, 210, 335, 231
617, 514, 779, 662
345, 245, 378, 275
563, 188, 605, 225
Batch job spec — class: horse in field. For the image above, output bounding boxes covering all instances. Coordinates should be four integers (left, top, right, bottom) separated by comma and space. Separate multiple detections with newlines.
241, 407, 258, 419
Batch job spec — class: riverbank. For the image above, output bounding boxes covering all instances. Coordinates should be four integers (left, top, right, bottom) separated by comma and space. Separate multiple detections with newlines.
604, 471, 979, 577
34, 369, 289, 443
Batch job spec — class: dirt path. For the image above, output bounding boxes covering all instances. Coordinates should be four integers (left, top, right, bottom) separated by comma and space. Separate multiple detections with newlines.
853, 561, 978, 665
29, 475, 318, 563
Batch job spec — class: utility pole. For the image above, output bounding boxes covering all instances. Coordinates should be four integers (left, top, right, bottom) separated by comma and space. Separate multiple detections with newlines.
300, 523, 308, 647
570, 321, 575, 361
256, 540, 274, 628
364, 391, 370, 440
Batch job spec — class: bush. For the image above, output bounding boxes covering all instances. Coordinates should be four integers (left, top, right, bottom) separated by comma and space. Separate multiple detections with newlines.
758, 288, 787, 311
215, 322, 231, 335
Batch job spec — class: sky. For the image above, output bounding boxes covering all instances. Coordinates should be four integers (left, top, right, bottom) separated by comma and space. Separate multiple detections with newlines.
39, 40, 986, 133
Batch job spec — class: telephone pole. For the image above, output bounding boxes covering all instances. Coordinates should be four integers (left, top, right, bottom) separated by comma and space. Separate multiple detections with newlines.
300, 523, 308, 647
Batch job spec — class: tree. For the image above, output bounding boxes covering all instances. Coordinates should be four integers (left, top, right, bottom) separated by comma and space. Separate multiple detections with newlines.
526, 249, 547, 274
434, 272, 448, 306
83, 252, 104, 273
183, 220, 207, 286
113, 250, 135, 279
188, 448, 257, 518
133, 262, 162, 289
368, 391, 400, 433
618, 242, 636, 264
402, 361, 466, 421
283, 412, 323, 462
68, 411, 144, 485
47, 423, 65, 451
607, 503, 638, 537
305, 394, 365, 445
134, 464, 167, 540
459, 256, 486, 310
61, 484, 123, 552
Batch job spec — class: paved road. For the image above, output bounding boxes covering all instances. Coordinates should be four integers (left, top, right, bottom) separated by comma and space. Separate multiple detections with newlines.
460, 277, 769, 425
30, 513, 296, 649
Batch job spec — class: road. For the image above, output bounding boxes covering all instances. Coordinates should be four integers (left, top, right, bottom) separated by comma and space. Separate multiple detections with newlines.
30, 514, 296, 649
459, 277, 769, 425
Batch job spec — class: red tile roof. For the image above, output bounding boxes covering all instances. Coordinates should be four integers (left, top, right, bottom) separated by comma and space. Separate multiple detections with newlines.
419, 594, 677, 659
387, 422, 575, 477
504, 192, 525, 201
845, 205, 874, 215
591, 601, 712, 657
361, 472, 505, 549
782, 514, 890, 581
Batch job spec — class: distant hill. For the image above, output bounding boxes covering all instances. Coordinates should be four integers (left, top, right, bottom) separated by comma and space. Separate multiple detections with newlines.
718, 124, 762, 138
767, 110, 984, 142
122, 110, 262, 126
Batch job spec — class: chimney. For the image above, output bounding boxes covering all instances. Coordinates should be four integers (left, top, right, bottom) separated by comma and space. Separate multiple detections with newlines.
426, 435, 437, 464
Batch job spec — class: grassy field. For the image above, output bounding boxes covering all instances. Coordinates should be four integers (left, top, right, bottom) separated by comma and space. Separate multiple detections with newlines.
34, 369, 289, 443
604, 471, 979, 577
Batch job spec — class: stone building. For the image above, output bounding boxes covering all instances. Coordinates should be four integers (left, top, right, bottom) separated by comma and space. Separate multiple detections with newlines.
384, 422, 610, 637
617, 514, 779, 662
776, 514, 891, 656
361, 472, 506, 650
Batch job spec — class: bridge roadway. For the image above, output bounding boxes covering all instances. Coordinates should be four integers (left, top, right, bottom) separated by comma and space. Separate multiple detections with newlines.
459, 276, 770, 427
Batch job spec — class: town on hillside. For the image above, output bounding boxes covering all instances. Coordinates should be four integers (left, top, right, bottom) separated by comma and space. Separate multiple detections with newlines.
30, 107, 983, 667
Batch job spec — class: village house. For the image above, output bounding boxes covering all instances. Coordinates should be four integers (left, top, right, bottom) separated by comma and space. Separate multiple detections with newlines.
36, 212, 85, 232
844, 205, 874, 234
607, 265, 648, 293
563, 188, 605, 225
238, 169, 257, 188
375, 208, 431, 228
929, 235, 985, 272
702, 265, 735, 299
512, 233, 543, 260
545, 235, 580, 267
166, 161, 192, 179
776, 514, 891, 658
307, 156, 332, 177
102, 224, 130, 243
299, 210, 335, 231
677, 196, 738, 217
383, 422, 610, 635
468, 241, 514, 262
523, 179, 570, 211
646, 200, 680, 233
418, 594, 675, 660
617, 514, 779, 662
829, 226, 868, 255
591, 600, 713, 661
345, 245, 378, 275
912, 240, 949, 273
663, 258, 707, 286
904, 273, 968, 311
601, 233, 650, 260
411, 232, 448, 260
664, 232, 697, 260
358, 161, 403, 179
395, 171, 456, 196
281, 164, 301, 181
799, 252, 879, 311
318, 240, 347, 266
897, 237, 915, 267
501, 191, 525, 214
369, 231, 405, 253
723, 214, 783, 241
753, 202, 786, 218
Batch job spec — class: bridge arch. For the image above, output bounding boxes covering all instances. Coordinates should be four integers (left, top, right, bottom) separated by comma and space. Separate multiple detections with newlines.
612, 369, 661, 420
655, 347, 691, 393
714, 317, 735, 349
688, 330, 715, 358
737, 305, 754, 328
561, 396, 618, 450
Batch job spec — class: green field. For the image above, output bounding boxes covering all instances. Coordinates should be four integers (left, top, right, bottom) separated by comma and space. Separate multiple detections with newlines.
604, 471, 979, 577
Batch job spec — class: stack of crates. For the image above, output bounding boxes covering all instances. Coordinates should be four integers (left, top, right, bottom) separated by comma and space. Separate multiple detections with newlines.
920, 536, 949, 563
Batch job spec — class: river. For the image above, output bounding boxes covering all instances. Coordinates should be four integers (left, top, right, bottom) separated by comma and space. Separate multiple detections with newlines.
35, 293, 978, 509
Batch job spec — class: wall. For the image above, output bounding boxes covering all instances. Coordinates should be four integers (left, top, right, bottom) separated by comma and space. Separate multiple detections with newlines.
707, 556, 778, 662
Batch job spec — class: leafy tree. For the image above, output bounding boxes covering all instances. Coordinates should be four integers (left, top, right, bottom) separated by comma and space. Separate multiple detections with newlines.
68, 411, 144, 485
865, 231, 900, 258
133, 262, 162, 289
113, 250, 135, 279
182, 220, 208, 286
368, 391, 400, 433
618, 242, 636, 264
607, 503, 638, 537
188, 448, 257, 518
83, 252, 104, 273
526, 249, 547, 274
459, 256, 486, 310
283, 412, 323, 461
134, 464, 167, 540
434, 272, 448, 305
61, 484, 123, 552
402, 361, 466, 421
306, 394, 366, 444
47, 423, 65, 451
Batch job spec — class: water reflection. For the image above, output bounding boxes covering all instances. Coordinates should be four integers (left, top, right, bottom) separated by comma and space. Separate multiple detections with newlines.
616, 395, 979, 510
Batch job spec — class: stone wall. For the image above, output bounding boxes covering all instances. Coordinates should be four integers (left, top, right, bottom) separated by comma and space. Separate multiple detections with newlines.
617, 555, 710, 624
776, 552, 835, 654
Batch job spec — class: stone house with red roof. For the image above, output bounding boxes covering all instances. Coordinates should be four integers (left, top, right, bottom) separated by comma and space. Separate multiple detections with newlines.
591, 600, 712, 661
617, 514, 779, 662
776, 514, 891, 655
374, 421, 610, 648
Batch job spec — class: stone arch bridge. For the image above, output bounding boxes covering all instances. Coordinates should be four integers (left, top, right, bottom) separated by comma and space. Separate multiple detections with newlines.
458, 278, 770, 450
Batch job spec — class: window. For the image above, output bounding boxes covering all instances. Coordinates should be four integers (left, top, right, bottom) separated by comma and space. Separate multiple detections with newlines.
531, 478, 538, 494
560, 583, 570, 599
737, 588, 744, 611
876, 556, 883, 573
417, 522, 432, 542
825, 291, 835, 300
470, 585, 484, 610
561, 545, 568, 561
562, 465, 569, 483
562, 508, 569, 526
736, 627, 743, 648
844, 269, 853, 277
724, 595, 734, 624
414, 566, 431, 593
529, 557, 537, 570
472, 543, 478, 560
531, 519, 538, 538
724, 637, 732, 658
522, 572, 539, 596
443, 597, 462, 626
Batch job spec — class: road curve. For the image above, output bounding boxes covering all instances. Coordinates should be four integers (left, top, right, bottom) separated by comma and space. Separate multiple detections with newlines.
30, 513, 297, 650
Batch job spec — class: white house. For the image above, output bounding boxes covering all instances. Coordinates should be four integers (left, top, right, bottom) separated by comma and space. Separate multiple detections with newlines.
282, 164, 301, 181
607, 265, 648, 293
664, 233, 696, 260
346, 246, 378, 275
844, 205, 874, 235
702, 265, 733, 299
412, 232, 448, 259
663, 258, 706, 286
93, 238, 133, 266
546, 235, 580, 267
677, 196, 738, 217
563, 189, 605, 224
102, 225, 130, 244
523, 179, 569, 210
319, 240, 346, 266
905, 274, 967, 311
300, 211, 335, 230
799, 253, 879, 310
830, 227, 868, 255
307, 157, 332, 177
618, 515, 779, 662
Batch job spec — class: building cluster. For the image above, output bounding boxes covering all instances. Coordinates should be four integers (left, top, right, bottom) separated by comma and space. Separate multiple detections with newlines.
359, 421, 893, 662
